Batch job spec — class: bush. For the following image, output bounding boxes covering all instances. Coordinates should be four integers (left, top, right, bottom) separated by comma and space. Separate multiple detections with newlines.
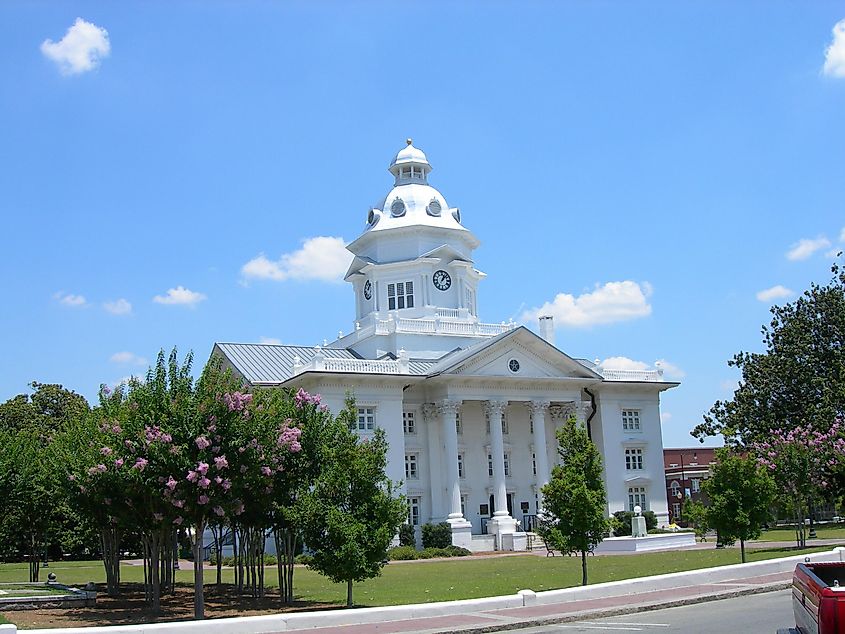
612, 510, 658, 536
387, 546, 418, 560
398, 523, 416, 547
444, 545, 471, 557
421, 522, 452, 549
294, 553, 314, 565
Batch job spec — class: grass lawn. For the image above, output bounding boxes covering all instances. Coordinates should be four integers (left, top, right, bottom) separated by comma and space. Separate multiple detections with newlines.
756, 524, 845, 542
0, 545, 838, 608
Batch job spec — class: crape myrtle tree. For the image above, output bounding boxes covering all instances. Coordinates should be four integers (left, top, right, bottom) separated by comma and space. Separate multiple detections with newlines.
703, 449, 776, 563
538, 416, 610, 586
301, 399, 407, 607
751, 422, 845, 548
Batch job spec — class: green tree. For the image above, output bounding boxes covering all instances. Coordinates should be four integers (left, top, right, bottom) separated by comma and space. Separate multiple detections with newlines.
681, 498, 709, 542
704, 450, 775, 562
538, 417, 610, 586
301, 405, 406, 607
693, 262, 845, 447
0, 382, 89, 434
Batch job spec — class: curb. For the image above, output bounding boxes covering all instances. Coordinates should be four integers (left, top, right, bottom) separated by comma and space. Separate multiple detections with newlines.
443, 581, 792, 634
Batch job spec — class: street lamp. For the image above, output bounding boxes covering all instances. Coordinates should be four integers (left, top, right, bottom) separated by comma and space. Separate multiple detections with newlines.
678, 451, 697, 523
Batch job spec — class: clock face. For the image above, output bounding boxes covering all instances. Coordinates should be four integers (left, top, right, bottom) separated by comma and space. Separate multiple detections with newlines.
363, 280, 372, 300
433, 270, 451, 291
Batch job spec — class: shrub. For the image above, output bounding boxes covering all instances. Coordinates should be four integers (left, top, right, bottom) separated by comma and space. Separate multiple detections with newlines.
387, 546, 418, 561
294, 553, 314, 565
612, 510, 658, 536
444, 545, 471, 557
398, 523, 416, 547
421, 522, 452, 549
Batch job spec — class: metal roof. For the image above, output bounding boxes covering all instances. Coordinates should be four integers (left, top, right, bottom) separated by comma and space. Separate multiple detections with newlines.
214, 342, 438, 384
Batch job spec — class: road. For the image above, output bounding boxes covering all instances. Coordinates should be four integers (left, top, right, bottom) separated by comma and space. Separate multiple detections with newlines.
509, 589, 793, 633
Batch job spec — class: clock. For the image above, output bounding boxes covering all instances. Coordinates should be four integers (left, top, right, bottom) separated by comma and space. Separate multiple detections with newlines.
363, 280, 372, 300
433, 270, 451, 291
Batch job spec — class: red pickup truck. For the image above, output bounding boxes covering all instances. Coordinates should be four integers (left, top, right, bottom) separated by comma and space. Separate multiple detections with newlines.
788, 562, 845, 633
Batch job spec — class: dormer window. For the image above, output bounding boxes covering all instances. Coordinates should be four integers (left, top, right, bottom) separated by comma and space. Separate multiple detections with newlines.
426, 199, 442, 216
388, 281, 414, 310
390, 198, 406, 217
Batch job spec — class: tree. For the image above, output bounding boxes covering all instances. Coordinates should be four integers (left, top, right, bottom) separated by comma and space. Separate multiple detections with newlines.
300, 405, 406, 607
681, 498, 709, 542
0, 382, 89, 434
703, 450, 775, 562
693, 262, 845, 447
538, 416, 610, 586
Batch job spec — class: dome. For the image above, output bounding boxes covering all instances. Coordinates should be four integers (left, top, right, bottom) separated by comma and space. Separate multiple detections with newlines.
389, 139, 430, 169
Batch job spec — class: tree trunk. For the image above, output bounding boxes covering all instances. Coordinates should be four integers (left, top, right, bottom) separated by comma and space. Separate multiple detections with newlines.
740, 538, 746, 563
193, 520, 205, 620
347, 579, 353, 607
101, 527, 121, 596
580, 550, 588, 586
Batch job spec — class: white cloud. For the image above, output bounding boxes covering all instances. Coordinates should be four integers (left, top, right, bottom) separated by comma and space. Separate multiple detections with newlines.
54, 291, 87, 307
41, 18, 110, 75
110, 351, 147, 366
756, 285, 794, 302
655, 359, 686, 380
660, 412, 672, 424
241, 236, 352, 283
153, 286, 206, 307
786, 236, 831, 261
103, 298, 132, 315
598, 356, 649, 371
259, 337, 282, 345
823, 19, 845, 78
521, 281, 652, 328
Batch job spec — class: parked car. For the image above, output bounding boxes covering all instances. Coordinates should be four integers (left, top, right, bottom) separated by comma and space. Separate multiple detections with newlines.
784, 561, 845, 633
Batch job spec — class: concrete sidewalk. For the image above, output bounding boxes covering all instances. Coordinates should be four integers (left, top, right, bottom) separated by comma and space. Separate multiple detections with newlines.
298, 570, 793, 633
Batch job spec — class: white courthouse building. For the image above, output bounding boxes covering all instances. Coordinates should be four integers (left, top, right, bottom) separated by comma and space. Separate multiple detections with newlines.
214, 141, 676, 551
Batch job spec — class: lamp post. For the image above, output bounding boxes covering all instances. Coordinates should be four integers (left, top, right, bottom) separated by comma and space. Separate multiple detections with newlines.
678, 451, 697, 524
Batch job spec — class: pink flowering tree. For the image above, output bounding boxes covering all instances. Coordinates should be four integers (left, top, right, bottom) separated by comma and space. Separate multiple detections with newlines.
753, 420, 845, 547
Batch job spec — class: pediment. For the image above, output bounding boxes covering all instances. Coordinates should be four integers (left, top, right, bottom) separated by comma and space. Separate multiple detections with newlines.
430, 327, 601, 380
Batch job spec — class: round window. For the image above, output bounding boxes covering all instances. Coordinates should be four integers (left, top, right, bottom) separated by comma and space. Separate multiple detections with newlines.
508, 359, 520, 373
391, 198, 406, 217
426, 199, 442, 217
452, 208, 461, 223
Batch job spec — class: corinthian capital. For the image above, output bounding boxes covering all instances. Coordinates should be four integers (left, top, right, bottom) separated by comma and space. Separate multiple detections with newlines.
549, 403, 575, 422
421, 403, 438, 422
529, 400, 551, 418
483, 400, 509, 417
437, 399, 462, 417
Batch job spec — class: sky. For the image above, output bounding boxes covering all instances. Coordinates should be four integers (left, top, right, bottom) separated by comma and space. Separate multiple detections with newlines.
0, 2, 843, 448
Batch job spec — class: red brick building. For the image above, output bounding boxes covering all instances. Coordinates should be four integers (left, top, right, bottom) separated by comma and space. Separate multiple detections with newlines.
664, 447, 718, 523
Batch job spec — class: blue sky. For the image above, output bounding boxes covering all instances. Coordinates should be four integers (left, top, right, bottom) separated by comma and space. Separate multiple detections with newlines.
1, 2, 843, 448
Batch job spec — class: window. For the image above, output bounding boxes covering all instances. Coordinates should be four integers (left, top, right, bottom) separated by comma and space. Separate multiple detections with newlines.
508, 359, 520, 373
672, 503, 681, 518
504, 453, 511, 477
532, 453, 537, 476
692, 478, 701, 493
408, 496, 421, 526
628, 486, 648, 512
405, 454, 418, 480
455, 411, 462, 435
622, 409, 641, 431
356, 407, 375, 431
625, 448, 644, 471
487, 454, 494, 477
457, 453, 465, 479
460, 495, 467, 517
669, 481, 680, 497
403, 410, 415, 435
388, 281, 414, 310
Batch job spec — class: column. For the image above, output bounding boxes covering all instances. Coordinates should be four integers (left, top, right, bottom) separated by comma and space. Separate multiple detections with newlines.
484, 400, 518, 541
422, 404, 443, 521
437, 399, 465, 522
529, 400, 551, 502
548, 403, 574, 465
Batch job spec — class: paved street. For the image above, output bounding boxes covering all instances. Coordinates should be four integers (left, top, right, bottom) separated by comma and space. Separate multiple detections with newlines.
509, 590, 793, 633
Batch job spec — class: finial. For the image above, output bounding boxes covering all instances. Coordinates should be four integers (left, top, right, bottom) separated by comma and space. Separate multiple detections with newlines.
406, 138, 413, 146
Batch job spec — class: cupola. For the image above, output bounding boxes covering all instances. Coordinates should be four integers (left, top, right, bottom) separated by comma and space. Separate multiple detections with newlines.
388, 139, 431, 185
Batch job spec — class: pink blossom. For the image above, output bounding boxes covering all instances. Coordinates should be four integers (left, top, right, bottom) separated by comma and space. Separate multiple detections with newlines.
100, 446, 113, 456
213, 506, 225, 517
97, 463, 108, 473
133, 457, 148, 471
186, 470, 199, 483
197, 462, 209, 475
154, 513, 163, 522
195, 436, 211, 450
214, 455, 228, 470
124, 439, 134, 449
198, 495, 209, 505
214, 475, 222, 484
198, 477, 211, 489
67, 474, 76, 481
166, 476, 178, 491
172, 499, 185, 508
261, 466, 272, 476
173, 516, 183, 525
114, 458, 124, 468
112, 424, 122, 434
221, 478, 232, 491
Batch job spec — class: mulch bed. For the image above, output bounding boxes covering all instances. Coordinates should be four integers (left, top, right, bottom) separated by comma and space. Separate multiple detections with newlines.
1, 583, 341, 629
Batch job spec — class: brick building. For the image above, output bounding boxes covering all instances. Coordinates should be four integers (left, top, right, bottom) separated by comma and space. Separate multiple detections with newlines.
664, 447, 717, 523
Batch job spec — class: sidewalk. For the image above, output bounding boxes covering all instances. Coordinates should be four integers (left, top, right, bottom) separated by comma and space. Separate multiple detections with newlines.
295, 570, 794, 633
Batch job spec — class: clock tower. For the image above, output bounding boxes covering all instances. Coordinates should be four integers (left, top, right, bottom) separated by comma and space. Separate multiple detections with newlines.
336, 140, 511, 359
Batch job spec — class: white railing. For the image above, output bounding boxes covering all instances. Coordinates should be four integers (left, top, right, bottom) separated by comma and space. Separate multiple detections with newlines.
599, 368, 664, 382
435, 308, 462, 319
294, 355, 407, 376
396, 318, 437, 333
